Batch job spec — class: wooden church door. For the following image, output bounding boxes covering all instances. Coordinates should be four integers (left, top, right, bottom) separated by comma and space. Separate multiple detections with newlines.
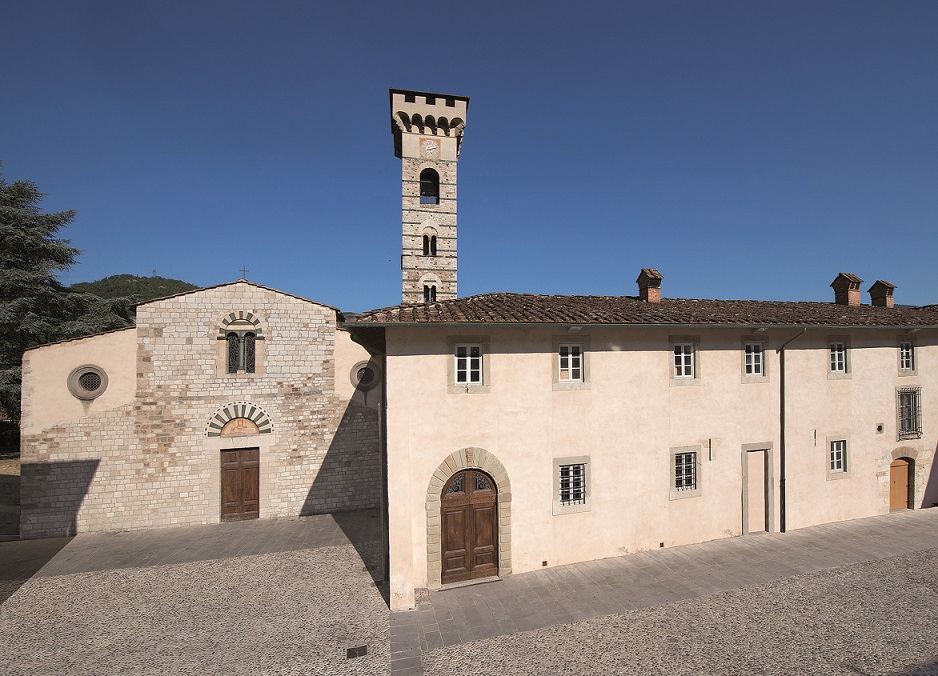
221, 448, 260, 521
441, 470, 498, 584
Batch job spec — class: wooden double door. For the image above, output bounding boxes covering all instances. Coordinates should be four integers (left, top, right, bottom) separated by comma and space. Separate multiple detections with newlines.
221, 448, 259, 521
441, 470, 498, 584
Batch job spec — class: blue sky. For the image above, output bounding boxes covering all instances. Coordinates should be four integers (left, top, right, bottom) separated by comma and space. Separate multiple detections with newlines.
3, 1, 937, 311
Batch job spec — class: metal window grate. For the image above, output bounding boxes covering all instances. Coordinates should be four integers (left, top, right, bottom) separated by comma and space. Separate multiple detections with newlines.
675, 452, 697, 490
898, 387, 922, 439
559, 463, 585, 504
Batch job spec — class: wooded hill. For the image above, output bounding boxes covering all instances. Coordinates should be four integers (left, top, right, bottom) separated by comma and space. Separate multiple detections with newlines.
71, 274, 199, 302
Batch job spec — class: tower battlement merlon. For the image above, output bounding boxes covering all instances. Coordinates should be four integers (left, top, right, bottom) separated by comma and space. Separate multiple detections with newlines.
389, 89, 469, 160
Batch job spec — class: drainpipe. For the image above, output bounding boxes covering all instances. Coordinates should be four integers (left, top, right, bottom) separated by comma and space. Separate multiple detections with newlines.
777, 327, 807, 533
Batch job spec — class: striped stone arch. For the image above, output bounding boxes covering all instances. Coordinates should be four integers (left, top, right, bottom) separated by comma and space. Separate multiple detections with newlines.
217, 311, 264, 338
425, 447, 511, 588
205, 401, 273, 437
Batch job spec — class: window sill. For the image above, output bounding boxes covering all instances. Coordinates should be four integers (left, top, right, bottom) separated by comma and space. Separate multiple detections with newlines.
447, 384, 491, 395
826, 470, 850, 481
669, 488, 702, 500
552, 381, 590, 392
670, 377, 700, 387
827, 371, 851, 381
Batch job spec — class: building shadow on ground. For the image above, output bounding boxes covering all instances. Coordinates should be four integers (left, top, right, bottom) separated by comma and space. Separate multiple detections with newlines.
0, 536, 72, 605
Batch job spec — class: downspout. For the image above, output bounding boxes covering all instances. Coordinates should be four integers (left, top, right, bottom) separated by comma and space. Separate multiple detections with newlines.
777, 327, 806, 533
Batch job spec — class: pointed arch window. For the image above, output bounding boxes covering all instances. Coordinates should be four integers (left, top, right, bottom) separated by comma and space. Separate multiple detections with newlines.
422, 234, 437, 256
420, 168, 440, 205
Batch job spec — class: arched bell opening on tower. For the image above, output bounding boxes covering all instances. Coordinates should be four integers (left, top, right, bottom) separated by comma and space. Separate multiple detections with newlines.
420, 169, 440, 205
424, 285, 437, 303
423, 234, 437, 257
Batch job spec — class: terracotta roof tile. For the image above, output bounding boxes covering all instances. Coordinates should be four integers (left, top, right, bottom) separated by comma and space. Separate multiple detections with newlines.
344, 293, 938, 328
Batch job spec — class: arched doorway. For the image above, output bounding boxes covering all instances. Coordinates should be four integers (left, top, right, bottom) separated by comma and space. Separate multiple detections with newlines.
889, 458, 914, 510
441, 469, 498, 584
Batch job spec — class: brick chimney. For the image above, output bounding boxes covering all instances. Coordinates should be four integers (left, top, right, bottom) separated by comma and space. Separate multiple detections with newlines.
868, 280, 896, 308
636, 268, 663, 303
831, 272, 863, 306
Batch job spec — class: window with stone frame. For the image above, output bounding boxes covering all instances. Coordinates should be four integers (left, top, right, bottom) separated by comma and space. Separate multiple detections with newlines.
455, 344, 482, 385
670, 446, 702, 499
217, 312, 264, 376
424, 284, 437, 303
553, 456, 590, 515
420, 168, 440, 204
898, 387, 922, 440
899, 340, 916, 374
744, 342, 764, 376
828, 337, 850, 378
558, 344, 583, 382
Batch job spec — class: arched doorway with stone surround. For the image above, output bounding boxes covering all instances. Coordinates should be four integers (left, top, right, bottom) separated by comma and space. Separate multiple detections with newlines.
425, 447, 511, 589
883, 446, 922, 511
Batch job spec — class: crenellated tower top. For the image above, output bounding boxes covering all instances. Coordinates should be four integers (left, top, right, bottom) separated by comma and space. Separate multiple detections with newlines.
390, 89, 469, 304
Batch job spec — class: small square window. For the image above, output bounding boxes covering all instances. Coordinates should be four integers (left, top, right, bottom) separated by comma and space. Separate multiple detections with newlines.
669, 446, 701, 499
899, 341, 916, 374
674, 344, 694, 378
448, 336, 490, 394
558, 344, 583, 382
553, 456, 590, 515
404, 93, 415, 103
828, 337, 850, 380
898, 387, 922, 440
745, 343, 764, 376
425, 95, 436, 105
830, 440, 846, 472
455, 344, 482, 385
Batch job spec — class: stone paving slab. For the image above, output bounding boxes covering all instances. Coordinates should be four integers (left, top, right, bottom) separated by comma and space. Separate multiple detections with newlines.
392, 509, 938, 675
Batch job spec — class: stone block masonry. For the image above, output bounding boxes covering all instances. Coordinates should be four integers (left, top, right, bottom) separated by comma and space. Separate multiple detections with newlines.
20, 282, 381, 538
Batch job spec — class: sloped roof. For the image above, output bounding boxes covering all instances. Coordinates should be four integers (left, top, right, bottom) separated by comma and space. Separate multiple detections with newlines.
136, 279, 341, 313
344, 293, 938, 328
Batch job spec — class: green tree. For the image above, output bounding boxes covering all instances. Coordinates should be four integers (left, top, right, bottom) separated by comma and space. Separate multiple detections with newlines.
0, 174, 134, 423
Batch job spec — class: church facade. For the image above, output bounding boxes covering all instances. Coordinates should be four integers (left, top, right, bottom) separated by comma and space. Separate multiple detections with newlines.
20, 282, 381, 538
19, 89, 938, 613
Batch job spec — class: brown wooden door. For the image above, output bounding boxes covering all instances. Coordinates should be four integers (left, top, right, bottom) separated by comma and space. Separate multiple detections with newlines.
441, 470, 498, 584
221, 448, 259, 521
889, 458, 911, 511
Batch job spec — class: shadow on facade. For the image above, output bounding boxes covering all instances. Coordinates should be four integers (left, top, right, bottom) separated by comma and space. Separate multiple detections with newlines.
923, 441, 938, 508
300, 400, 386, 602
19, 459, 100, 539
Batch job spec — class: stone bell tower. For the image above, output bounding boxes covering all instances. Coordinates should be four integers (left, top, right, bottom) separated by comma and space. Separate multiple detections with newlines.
390, 89, 468, 304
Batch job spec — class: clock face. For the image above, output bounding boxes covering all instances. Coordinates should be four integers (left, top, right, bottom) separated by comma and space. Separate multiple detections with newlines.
421, 138, 439, 158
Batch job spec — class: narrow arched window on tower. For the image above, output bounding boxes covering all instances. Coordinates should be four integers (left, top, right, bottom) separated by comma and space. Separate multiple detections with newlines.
423, 235, 430, 256
424, 285, 437, 302
430, 235, 437, 256
419, 169, 439, 205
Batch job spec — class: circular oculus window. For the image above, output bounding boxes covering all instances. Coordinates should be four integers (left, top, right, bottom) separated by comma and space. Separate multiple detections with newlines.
350, 360, 381, 391
67, 365, 109, 400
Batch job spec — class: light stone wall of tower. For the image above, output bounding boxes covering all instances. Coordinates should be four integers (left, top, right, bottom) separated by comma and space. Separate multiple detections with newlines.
391, 89, 468, 304
401, 157, 458, 303
20, 283, 381, 538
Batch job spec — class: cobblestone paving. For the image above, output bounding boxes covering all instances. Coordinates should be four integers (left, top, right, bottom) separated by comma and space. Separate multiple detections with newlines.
0, 511, 389, 675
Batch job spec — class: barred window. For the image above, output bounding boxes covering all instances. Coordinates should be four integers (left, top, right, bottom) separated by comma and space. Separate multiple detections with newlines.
558, 344, 582, 382
830, 440, 846, 473
674, 452, 697, 491
559, 463, 586, 505
898, 388, 922, 440
745, 343, 764, 376
674, 344, 695, 378
455, 344, 482, 385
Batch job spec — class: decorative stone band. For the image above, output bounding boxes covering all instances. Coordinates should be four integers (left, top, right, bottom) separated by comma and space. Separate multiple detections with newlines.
205, 401, 273, 437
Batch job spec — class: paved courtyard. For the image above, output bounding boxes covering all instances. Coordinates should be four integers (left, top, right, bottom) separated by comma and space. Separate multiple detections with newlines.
2, 508, 938, 675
